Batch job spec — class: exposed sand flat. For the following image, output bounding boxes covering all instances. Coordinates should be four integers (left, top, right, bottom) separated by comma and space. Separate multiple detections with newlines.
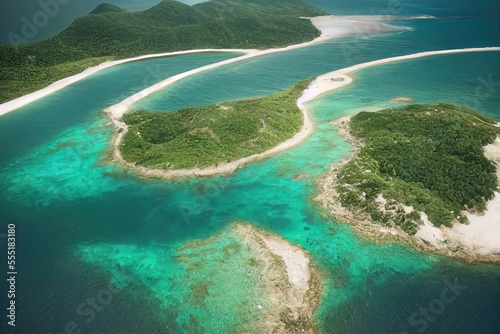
449, 193, 500, 255
414, 213, 447, 248
233, 223, 321, 333
260, 234, 311, 293
309, 15, 412, 39
445, 138, 500, 256
298, 73, 353, 105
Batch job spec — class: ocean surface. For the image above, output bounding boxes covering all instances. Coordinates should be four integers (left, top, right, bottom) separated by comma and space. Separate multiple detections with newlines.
1, 1, 499, 333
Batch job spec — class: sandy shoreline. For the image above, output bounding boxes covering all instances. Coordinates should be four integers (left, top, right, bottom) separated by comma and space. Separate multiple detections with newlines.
104, 15, 412, 179
109, 72, 353, 179
446, 137, 500, 256
104, 15, 410, 120
0, 49, 255, 117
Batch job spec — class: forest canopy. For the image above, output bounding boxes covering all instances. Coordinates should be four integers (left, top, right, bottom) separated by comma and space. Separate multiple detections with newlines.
120, 79, 311, 170
335, 103, 499, 234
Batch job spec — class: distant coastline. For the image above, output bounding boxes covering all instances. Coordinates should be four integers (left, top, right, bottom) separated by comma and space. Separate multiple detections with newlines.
0, 15, 402, 116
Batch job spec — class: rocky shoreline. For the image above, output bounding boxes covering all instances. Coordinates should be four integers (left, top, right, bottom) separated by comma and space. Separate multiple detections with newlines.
233, 223, 323, 333
315, 115, 500, 264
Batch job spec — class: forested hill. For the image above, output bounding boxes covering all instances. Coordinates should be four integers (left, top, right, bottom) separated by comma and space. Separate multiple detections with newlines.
90, 3, 126, 15
0, 0, 327, 103
333, 103, 499, 235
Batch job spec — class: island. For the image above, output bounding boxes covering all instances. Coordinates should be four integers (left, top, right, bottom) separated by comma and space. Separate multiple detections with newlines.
113, 80, 313, 177
316, 103, 500, 263
228, 223, 322, 333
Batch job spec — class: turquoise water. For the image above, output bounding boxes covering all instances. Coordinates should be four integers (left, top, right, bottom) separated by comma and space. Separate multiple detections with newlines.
1, 5, 500, 334
0, 53, 238, 205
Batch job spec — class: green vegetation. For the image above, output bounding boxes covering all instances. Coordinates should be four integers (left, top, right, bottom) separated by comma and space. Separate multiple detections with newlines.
0, 56, 114, 103
90, 3, 126, 15
120, 79, 311, 170
335, 103, 499, 235
0, 0, 327, 103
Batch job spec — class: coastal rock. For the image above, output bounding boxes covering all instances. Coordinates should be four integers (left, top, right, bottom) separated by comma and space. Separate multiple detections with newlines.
390, 97, 414, 104
179, 223, 323, 333
232, 223, 322, 333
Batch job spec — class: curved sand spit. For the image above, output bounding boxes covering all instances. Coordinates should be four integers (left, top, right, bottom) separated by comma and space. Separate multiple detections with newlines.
0, 15, 402, 117
111, 46, 500, 179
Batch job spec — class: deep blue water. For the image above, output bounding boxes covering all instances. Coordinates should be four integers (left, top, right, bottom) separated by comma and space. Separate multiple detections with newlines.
1, 1, 499, 333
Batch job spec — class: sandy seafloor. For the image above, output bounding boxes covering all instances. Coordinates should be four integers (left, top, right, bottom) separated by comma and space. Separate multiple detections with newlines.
0, 1, 500, 333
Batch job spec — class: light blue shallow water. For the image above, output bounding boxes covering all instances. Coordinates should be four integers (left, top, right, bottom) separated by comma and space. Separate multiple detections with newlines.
1, 3, 499, 333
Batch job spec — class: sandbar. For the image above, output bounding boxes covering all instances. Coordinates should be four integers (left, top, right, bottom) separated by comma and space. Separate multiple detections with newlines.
0, 15, 405, 117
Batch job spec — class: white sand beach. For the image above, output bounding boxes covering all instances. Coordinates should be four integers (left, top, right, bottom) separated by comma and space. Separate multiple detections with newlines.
313, 64, 500, 260
0, 49, 256, 117
451, 192, 500, 255
411, 137, 500, 257
446, 137, 500, 255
